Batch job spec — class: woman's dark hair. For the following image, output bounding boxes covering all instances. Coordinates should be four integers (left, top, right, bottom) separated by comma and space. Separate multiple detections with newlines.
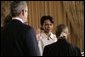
55, 24, 67, 38
40, 16, 54, 26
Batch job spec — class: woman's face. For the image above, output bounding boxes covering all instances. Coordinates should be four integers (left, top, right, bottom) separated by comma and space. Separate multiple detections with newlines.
42, 19, 53, 33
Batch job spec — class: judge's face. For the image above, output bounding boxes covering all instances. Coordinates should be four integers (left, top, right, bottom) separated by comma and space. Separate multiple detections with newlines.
42, 19, 53, 33
63, 27, 69, 36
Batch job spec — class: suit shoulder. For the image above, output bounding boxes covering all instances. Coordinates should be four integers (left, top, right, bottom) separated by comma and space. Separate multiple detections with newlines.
21, 24, 34, 31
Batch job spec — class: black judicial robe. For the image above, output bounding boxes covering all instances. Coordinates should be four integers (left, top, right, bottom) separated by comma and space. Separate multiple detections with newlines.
43, 37, 81, 56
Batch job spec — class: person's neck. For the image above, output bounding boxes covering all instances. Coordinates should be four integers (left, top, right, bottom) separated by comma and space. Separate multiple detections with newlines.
58, 36, 67, 40
17, 16, 24, 20
12, 16, 24, 23
44, 31, 51, 36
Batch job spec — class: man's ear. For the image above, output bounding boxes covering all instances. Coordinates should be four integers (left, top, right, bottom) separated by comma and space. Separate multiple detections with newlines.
21, 10, 24, 16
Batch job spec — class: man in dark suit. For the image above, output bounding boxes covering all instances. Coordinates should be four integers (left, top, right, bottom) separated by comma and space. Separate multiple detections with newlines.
43, 24, 81, 56
1, 1, 40, 56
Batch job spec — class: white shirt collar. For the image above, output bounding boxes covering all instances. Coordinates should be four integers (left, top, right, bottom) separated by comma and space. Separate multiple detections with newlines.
12, 17, 24, 23
41, 32, 55, 40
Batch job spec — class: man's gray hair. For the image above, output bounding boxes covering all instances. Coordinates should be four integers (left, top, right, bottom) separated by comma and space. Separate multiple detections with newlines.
10, 1, 27, 17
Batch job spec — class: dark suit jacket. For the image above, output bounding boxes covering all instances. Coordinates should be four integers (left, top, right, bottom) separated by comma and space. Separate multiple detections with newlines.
43, 37, 81, 56
1, 19, 40, 56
